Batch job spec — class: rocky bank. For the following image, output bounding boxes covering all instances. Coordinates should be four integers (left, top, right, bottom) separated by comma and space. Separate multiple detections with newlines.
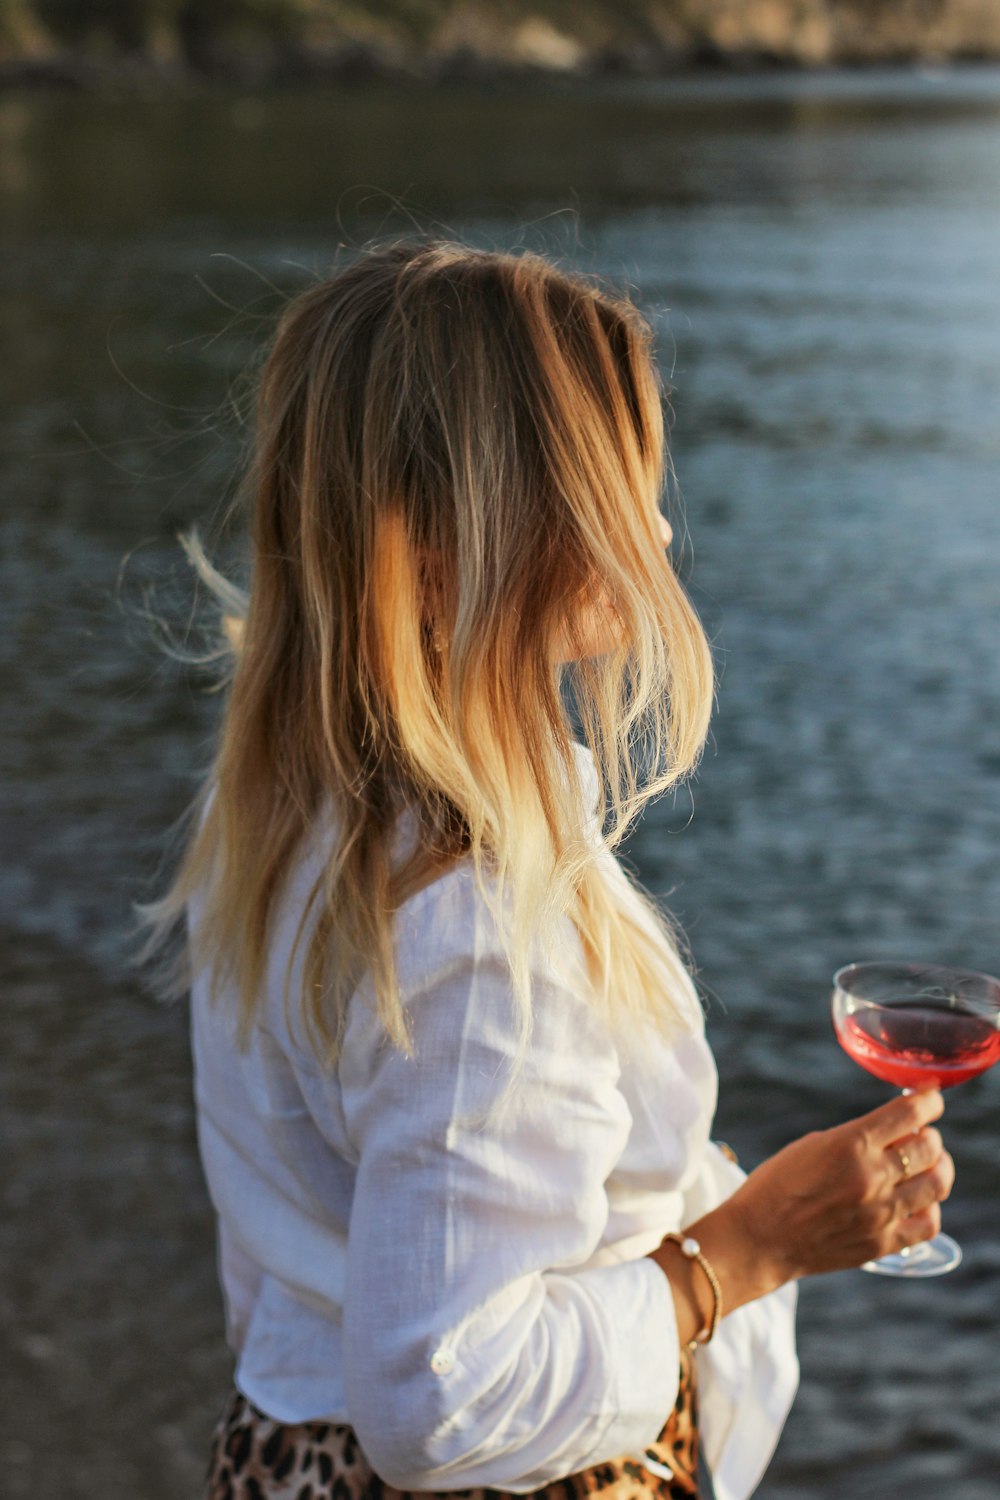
3, 0, 1000, 90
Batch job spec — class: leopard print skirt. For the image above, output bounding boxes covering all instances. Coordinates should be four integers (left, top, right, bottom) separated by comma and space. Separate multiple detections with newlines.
204, 1344, 703, 1500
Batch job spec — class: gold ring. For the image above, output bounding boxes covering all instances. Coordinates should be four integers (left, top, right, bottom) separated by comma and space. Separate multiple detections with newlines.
896, 1147, 912, 1179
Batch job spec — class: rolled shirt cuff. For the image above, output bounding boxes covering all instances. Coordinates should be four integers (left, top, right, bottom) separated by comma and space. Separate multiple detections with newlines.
569, 1253, 683, 1468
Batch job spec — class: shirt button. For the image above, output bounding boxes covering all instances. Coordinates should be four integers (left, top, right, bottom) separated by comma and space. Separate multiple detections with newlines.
430, 1346, 456, 1375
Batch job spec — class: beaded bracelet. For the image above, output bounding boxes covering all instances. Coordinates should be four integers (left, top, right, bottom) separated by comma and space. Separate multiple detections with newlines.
659, 1232, 723, 1351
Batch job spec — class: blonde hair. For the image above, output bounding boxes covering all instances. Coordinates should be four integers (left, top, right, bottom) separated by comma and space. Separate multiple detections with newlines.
130, 235, 715, 1110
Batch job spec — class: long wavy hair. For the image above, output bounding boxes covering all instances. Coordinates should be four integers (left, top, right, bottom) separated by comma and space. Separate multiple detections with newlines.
130, 235, 715, 1107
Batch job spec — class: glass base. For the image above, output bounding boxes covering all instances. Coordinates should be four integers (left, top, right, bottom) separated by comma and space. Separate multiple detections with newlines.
861, 1232, 962, 1277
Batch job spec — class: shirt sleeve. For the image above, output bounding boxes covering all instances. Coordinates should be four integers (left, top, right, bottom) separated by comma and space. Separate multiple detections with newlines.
336, 870, 684, 1493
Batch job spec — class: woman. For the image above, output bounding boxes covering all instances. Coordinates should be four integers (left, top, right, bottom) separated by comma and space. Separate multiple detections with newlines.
133, 237, 954, 1500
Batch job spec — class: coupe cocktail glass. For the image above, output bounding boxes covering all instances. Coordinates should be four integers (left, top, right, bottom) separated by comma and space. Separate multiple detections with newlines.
832, 960, 1000, 1277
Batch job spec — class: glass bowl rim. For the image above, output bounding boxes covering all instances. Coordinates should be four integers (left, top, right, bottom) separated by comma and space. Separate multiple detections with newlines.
833, 958, 1000, 1004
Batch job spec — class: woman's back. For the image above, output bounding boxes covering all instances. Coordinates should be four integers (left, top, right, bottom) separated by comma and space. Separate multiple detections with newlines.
188, 740, 727, 1464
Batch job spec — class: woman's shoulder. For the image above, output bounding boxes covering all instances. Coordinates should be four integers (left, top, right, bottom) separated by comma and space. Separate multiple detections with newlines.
389, 847, 586, 1002
386, 740, 600, 969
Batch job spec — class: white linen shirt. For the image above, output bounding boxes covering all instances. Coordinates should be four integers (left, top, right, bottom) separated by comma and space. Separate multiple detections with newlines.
188, 742, 798, 1500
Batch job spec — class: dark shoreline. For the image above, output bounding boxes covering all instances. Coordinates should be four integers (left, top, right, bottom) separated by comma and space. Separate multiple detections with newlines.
3, 44, 1000, 96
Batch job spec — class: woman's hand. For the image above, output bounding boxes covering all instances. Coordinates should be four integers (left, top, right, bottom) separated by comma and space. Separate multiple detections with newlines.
650, 1088, 955, 1342
733, 1087, 955, 1282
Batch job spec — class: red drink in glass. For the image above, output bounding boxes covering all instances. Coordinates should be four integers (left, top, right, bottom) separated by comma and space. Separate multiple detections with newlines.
836, 996, 1000, 1090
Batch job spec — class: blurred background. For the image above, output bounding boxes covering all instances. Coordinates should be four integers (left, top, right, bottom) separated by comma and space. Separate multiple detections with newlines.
3, 4, 1000, 1497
